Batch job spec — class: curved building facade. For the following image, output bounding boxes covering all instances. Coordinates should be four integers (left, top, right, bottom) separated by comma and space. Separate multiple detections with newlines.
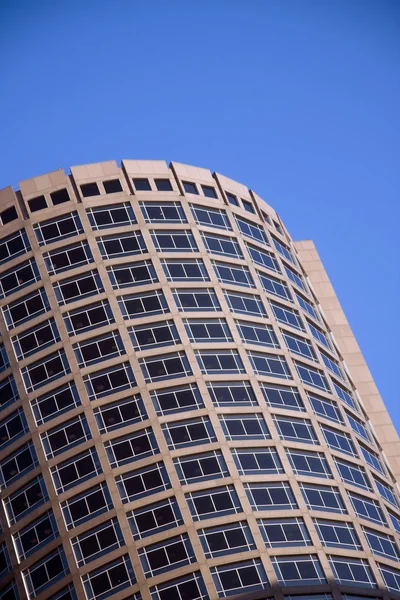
0, 159, 399, 600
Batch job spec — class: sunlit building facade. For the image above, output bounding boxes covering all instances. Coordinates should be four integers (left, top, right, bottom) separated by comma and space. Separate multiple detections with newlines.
0, 159, 399, 600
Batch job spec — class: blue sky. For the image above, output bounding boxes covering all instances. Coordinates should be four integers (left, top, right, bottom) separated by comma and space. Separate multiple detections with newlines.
1, 0, 399, 430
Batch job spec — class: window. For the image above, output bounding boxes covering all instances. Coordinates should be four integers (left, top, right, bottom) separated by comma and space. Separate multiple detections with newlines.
105, 427, 158, 468
213, 261, 255, 287
348, 491, 386, 525
363, 526, 399, 560
260, 383, 305, 411
201, 184, 217, 198
103, 179, 123, 194
259, 272, 292, 301
219, 414, 270, 440
389, 510, 400, 533
107, 260, 158, 289
242, 198, 255, 213
320, 350, 346, 381
235, 215, 268, 244
287, 449, 331, 478
86, 203, 136, 229
190, 204, 231, 230
314, 519, 360, 549
11, 318, 60, 360
374, 477, 399, 508
44, 240, 93, 275
115, 462, 171, 503
195, 349, 244, 374
73, 330, 125, 367
94, 394, 146, 434
140, 351, 191, 383
347, 414, 372, 443
155, 178, 173, 191
184, 318, 232, 343
245, 481, 297, 510
60, 482, 113, 530
71, 518, 124, 567
3, 476, 48, 525
174, 450, 228, 484
183, 181, 198, 194
118, 289, 168, 320
334, 458, 371, 490
224, 290, 266, 316
272, 236, 296, 264
270, 301, 304, 331
378, 564, 400, 594
0, 544, 11, 576
0, 344, 10, 372
0, 229, 30, 265
129, 320, 180, 350
151, 229, 198, 252
186, 485, 242, 521
0, 581, 20, 600
53, 269, 104, 305
258, 518, 311, 547
82, 554, 136, 600
63, 300, 114, 335
151, 383, 204, 416
140, 201, 186, 223
232, 447, 283, 475
33, 213, 83, 246
81, 182, 100, 197
274, 416, 317, 444
284, 263, 307, 291
321, 425, 357, 457
308, 321, 332, 350
248, 351, 291, 378
2, 288, 50, 330
0, 409, 28, 451
51, 447, 102, 494
201, 231, 243, 258
199, 521, 255, 558
127, 497, 183, 540
30, 382, 81, 426
0, 258, 40, 298
150, 571, 208, 600
13, 511, 58, 561
97, 231, 146, 259
360, 445, 385, 475
22, 547, 69, 598
40, 414, 91, 459
333, 380, 359, 412
328, 556, 376, 588
173, 287, 220, 312
84, 362, 136, 400
139, 533, 195, 578
236, 320, 279, 348
295, 291, 320, 322
246, 243, 280, 272
28, 195, 47, 211
208, 381, 258, 407
294, 361, 331, 392
225, 191, 239, 205
272, 554, 325, 586
308, 393, 343, 424
0, 206, 18, 225
162, 258, 209, 281
211, 559, 269, 597
162, 417, 216, 449
21, 350, 70, 393
300, 483, 346, 513
133, 177, 151, 191
283, 331, 317, 361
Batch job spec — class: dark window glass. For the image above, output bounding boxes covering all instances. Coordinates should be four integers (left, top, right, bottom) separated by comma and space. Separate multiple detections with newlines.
1, 206, 18, 224
133, 178, 151, 191
28, 196, 47, 212
80, 183, 100, 197
183, 181, 198, 194
155, 178, 173, 191
202, 185, 217, 198
50, 189, 70, 205
103, 179, 123, 194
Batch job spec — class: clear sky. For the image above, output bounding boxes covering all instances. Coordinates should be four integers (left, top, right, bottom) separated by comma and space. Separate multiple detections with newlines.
1, 0, 399, 431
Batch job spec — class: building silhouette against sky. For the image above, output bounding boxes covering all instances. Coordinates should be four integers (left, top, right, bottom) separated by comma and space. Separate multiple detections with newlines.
0, 159, 399, 600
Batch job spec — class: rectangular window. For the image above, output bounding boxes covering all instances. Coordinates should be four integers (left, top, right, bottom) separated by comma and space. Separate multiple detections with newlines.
190, 205, 231, 230
82, 554, 136, 600
202, 184, 218, 198
22, 547, 69, 599
294, 361, 331, 392
3, 476, 48, 525
53, 270, 104, 305
184, 318, 232, 343
33, 213, 83, 246
44, 240, 93, 275
320, 425, 358, 457
232, 447, 283, 475
63, 300, 114, 335
21, 350, 70, 393
246, 243, 280, 272
389, 511, 400, 533
183, 181, 198, 194
272, 236, 296, 264
140, 351, 192, 383
94, 394, 147, 433
287, 449, 331, 478
0, 409, 29, 451
195, 349, 244, 374
0, 344, 10, 372
307, 392, 343, 424
258, 517, 311, 548
248, 351, 291, 378
226, 191, 239, 206
219, 413, 270, 440
347, 414, 373, 444
105, 427, 158, 468
30, 381, 81, 426
260, 383, 305, 411
151, 383, 204, 416
162, 258, 209, 281
308, 321, 332, 350
242, 198, 255, 213
236, 215, 268, 244
213, 260, 255, 287
378, 564, 400, 594
348, 491, 386, 525
295, 291, 320, 322
282, 330, 317, 361
11, 318, 60, 360
245, 481, 297, 511
2, 287, 50, 330
272, 554, 326, 586
199, 521, 255, 559
40, 414, 91, 459
314, 519, 361, 549
334, 458, 371, 490
284, 263, 307, 291
60, 482, 113, 530
73, 330, 125, 367
129, 320, 180, 350
299, 483, 346, 514
328, 556, 376, 588
201, 231, 243, 258
274, 416, 317, 444
140, 201, 186, 223
211, 559, 269, 597
0, 229, 30, 265
236, 320, 279, 348
207, 381, 258, 407
186, 485, 242, 521
333, 381, 359, 411
151, 229, 198, 252
127, 496, 183, 540
259, 271, 292, 301
118, 289, 169, 319
363, 526, 399, 560
360, 446, 385, 475
0, 258, 40, 298
115, 462, 171, 503
97, 231, 146, 259
320, 350, 346, 381
224, 290, 266, 316
86, 203, 136, 230
174, 450, 228, 484
50, 447, 102, 494
150, 572, 208, 600
374, 477, 399, 508
173, 287, 220, 312
83, 361, 136, 400
13, 511, 58, 561
107, 259, 158, 289
162, 417, 216, 450
71, 518, 125, 568
270, 301, 304, 331
139, 533, 195, 578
